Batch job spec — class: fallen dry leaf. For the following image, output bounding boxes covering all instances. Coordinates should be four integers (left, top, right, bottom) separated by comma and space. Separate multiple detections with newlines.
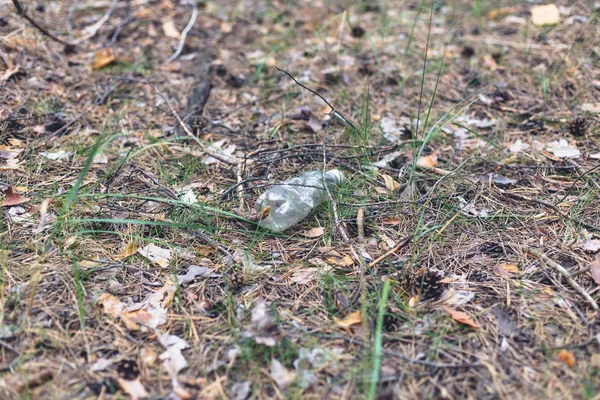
483, 54, 499, 71
271, 358, 296, 391
581, 103, 600, 114
117, 241, 138, 260
290, 268, 318, 284
380, 173, 400, 192
383, 217, 401, 225
98, 293, 124, 318
546, 139, 580, 159
137, 243, 172, 267
118, 378, 149, 400
326, 254, 354, 267
416, 154, 438, 169
558, 349, 576, 368
335, 310, 362, 329
531, 4, 561, 26
1, 186, 30, 207
443, 306, 480, 329
300, 226, 324, 238
498, 263, 519, 274
408, 295, 419, 308
488, 7, 517, 20
92, 48, 116, 69
162, 20, 181, 38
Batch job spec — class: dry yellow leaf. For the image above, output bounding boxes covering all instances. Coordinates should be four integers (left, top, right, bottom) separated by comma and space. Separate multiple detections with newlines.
380, 174, 400, 192
326, 254, 354, 267
335, 310, 362, 329
531, 4, 560, 26
92, 48, 116, 69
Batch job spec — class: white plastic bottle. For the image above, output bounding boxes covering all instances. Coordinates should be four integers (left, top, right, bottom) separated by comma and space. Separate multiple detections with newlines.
255, 169, 344, 232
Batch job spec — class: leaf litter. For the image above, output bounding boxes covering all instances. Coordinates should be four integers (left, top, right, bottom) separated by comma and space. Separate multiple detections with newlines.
2, 0, 600, 399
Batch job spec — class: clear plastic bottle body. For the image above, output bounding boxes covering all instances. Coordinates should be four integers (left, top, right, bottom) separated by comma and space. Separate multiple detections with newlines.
255, 170, 343, 232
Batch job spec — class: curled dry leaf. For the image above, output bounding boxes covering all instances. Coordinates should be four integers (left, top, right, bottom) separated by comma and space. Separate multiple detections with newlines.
380, 173, 400, 192
335, 310, 362, 329
1, 187, 30, 207
443, 306, 480, 329
92, 48, 116, 70
558, 349, 576, 368
416, 154, 438, 169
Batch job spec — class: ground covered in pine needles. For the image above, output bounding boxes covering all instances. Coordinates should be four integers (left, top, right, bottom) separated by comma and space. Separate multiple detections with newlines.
1, 0, 600, 399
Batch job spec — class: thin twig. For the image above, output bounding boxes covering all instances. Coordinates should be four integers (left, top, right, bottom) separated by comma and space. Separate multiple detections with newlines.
499, 189, 600, 232
12, 0, 71, 46
369, 236, 412, 268
507, 242, 599, 310
275, 67, 358, 132
119, 77, 239, 165
308, 332, 481, 369
555, 161, 600, 205
165, 2, 198, 64
72, 0, 119, 44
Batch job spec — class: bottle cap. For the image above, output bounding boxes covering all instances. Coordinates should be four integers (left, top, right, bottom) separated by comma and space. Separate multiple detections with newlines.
325, 169, 343, 185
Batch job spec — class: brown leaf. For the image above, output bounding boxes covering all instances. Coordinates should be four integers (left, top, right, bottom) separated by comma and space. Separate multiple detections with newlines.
92, 48, 116, 70
498, 263, 519, 274
117, 241, 138, 260
383, 217, 401, 225
558, 349, 576, 368
335, 310, 362, 329
299, 226, 324, 238
443, 306, 480, 329
1, 186, 30, 207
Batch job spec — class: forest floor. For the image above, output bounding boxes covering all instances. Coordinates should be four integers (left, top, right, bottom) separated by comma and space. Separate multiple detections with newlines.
1, 0, 600, 399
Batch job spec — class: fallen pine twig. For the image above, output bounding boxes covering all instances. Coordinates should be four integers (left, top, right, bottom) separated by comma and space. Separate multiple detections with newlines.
498, 189, 600, 233
275, 66, 358, 132
507, 242, 599, 311
72, 0, 118, 44
165, 2, 198, 64
11, 0, 72, 46
305, 332, 481, 369
369, 236, 412, 268
117, 77, 239, 165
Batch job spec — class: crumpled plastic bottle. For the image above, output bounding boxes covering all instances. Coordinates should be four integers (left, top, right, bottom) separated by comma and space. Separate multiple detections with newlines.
255, 169, 344, 232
